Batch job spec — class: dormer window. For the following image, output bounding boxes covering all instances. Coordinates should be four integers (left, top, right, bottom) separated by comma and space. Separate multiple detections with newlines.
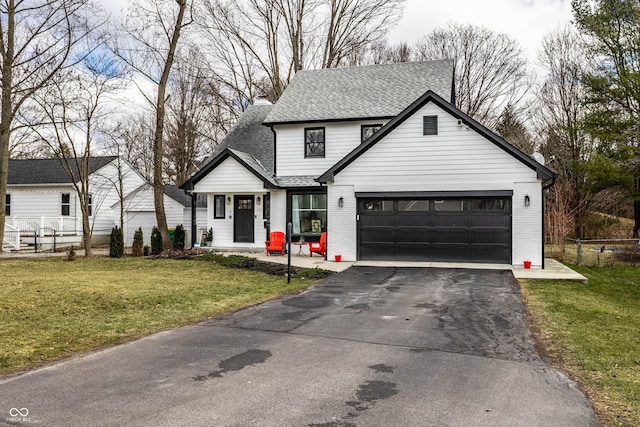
423, 115, 438, 135
361, 124, 382, 142
305, 127, 325, 158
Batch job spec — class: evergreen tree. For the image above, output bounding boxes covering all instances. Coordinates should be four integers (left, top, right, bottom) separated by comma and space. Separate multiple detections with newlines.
151, 226, 163, 255
573, 0, 640, 237
174, 224, 185, 251
109, 226, 124, 258
132, 227, 144, 256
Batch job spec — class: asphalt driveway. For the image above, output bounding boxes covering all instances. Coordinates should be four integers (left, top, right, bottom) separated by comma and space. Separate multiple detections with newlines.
1, 267, 597, 426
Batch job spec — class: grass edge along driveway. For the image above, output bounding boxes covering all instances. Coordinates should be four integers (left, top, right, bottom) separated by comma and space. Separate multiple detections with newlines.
0, 257, 322, 378
520, 265, 640, 427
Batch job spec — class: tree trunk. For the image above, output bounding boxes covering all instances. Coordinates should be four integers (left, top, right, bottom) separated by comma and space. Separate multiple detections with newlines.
153, 0, 188, 252
82, 208, 92, 257
0, 0, 15, 250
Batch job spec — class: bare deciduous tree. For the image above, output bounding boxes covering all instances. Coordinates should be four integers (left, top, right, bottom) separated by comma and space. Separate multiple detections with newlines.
0, 0, 99, 249
113, 0, 192, 250
535, 25, 594, 239
164, 50, 222, 186
198, 0, 405, 105
29, 54, 123, 256
345, 39, 411, 66
414, 23, 533, 128
321, 0, 404, 68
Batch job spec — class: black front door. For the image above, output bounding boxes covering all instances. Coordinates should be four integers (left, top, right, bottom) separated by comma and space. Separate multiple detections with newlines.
234, 195, 255, 243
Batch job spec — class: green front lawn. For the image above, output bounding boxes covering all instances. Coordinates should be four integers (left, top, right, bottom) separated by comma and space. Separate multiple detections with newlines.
521, 266, 640, 427
0, 257, 319, 377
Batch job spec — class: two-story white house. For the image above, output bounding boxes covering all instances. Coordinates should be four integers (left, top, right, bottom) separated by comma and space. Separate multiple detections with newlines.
181, 60, 556, 267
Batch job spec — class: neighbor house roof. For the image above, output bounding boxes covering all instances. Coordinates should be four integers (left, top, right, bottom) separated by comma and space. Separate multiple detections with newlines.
263, 60, 455, 125
317, 90, 557, 183
163, 185, 207, 208
8, 157, 117, 185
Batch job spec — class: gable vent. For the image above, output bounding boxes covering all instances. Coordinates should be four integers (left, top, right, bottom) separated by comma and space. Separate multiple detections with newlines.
423, 115, 438, 135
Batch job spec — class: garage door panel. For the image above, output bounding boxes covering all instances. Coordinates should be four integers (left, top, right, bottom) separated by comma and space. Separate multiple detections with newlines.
395, 228, 431, 242
395, 244, 431, 261
433, 213, 468, 226
471, 229, 510, 244
357, 196, 511, 264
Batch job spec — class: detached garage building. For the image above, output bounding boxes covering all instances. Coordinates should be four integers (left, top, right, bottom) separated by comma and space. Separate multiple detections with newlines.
182, 60, 556, 268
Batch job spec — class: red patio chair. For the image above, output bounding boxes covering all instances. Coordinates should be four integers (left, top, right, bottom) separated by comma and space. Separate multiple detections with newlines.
308, 232, 326, 257
265, 231, 285, 255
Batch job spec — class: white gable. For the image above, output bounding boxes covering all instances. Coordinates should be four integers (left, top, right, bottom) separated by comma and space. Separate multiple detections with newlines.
193, 157, 266, 193
334, 102, 538, 191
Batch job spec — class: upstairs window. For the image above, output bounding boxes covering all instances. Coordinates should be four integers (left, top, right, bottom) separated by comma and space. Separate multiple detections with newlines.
305, 127, 325, 158
361, 124, 383, 142
5, 194, 10, 216
88, 194, 93, 216
61, 193, 70, 216
423, 115, 438, 135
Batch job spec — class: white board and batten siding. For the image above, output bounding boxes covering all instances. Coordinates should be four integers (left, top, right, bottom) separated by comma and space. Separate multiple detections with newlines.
274, 120, 389, 177
193, 157, 268, 249
328, 102, 544, 266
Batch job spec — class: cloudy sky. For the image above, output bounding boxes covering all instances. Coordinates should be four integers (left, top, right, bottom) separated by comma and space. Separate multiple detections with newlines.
105, 0, 576, 69
387, 0, 575, 64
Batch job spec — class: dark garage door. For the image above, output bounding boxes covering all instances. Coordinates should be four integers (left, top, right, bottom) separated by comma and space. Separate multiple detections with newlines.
358, 196, 511, 263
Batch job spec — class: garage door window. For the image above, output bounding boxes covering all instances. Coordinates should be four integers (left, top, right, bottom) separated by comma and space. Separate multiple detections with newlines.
361, 200, 393, 211
472, 199, 507, 211
434, 199, 470, 211
398, 200, 429, 211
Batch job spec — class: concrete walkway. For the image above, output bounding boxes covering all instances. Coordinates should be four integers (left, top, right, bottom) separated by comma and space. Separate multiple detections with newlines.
2, 247, 587, 281
236, 252, 588, 281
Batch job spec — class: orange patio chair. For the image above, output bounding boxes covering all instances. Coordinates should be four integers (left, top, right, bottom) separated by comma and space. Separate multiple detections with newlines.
308, 232, 326, 257
265, 231, 285, 255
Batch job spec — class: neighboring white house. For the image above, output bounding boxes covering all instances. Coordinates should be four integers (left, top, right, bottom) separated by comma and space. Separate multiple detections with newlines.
114, 184, 207, 248
3, 156, 204, 251
181, 60, 556, 268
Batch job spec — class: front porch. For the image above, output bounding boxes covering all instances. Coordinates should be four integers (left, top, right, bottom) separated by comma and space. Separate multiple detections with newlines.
2, 216, 84, 252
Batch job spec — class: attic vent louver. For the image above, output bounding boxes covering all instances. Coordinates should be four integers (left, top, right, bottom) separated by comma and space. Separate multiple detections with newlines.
423, 115, 438, 135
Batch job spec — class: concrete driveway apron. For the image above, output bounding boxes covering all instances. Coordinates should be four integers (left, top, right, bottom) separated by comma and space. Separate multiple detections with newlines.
0, 267, 598, 427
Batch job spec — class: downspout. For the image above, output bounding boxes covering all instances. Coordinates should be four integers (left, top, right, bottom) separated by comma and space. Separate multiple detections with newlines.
190, 191, 197, 249
541, 175, 557, 269
183, 182, 197, 249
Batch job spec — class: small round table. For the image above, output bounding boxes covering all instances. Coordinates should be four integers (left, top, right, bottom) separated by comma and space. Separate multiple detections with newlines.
292, 241, 307, 256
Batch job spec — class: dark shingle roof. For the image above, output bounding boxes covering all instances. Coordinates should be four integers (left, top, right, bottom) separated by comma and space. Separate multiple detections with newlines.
264, 60, 454, 124
206, 104, 274, 174
8, 157, 117, 185
229, 149, 278, 187
275, 176, 318, 187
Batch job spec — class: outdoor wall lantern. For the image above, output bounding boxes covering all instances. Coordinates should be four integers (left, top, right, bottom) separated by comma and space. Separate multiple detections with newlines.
524, 194, 530, 207
338, 197, 344, 208
227, 196, 231, 204
256, 196, 261, 205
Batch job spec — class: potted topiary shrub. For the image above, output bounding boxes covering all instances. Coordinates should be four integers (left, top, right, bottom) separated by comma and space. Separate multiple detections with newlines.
206, 228, 213, 246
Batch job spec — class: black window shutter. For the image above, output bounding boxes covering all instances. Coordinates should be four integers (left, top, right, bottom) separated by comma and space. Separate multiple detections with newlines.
423, 115, 438, 135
